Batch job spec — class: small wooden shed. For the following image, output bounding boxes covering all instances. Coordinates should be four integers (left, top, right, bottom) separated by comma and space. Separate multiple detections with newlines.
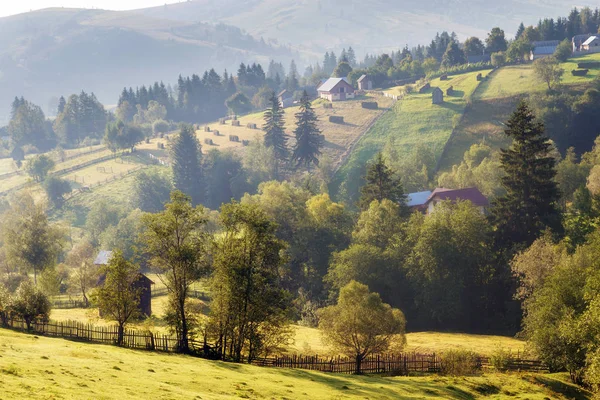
357, 75, 373, 90
432, 87, 444, 104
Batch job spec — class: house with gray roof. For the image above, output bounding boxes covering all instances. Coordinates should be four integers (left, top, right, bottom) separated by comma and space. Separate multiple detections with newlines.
582, 36, 600, 53
317, 77, 355, 101
94, 250, 113, 266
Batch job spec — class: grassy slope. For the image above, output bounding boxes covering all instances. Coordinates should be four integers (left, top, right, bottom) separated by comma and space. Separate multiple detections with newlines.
332, 70, 489, 200
195, 95, 394, 168
0, 328, 591, 400
438, 53, 600, 170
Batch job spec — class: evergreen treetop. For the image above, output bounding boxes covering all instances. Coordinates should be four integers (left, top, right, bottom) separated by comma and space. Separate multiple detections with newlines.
291, 91, 323, 169
359, 152, 408, 212
263, 92, 288, 164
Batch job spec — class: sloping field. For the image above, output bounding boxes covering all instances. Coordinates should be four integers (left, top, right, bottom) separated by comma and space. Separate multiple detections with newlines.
438, 52, 600, 170
0, 328, 591, 400
195, 95, 394, 168
332, 70, 490, 202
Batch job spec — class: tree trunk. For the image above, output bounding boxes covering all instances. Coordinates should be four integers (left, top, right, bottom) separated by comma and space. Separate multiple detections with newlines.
117, 323, 124, 346
179, 301, 189, 353
355, 354, 363, 375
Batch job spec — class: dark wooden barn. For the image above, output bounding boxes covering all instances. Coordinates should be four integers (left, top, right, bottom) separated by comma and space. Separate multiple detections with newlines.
95, 250, 154, 318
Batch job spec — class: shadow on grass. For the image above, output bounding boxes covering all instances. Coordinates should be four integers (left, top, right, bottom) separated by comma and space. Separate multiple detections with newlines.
324, 140, 345, 150
531, 375, 593, 400
270, 368, 480, 399
449, 90, 465, 98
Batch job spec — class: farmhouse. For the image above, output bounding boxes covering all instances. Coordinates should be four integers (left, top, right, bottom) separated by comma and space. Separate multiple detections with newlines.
573, 34, 594, 52
357, 74, 373, 90
530, 40, 559, 60
317, 77, 355, 101
278, 89, 293, 108
95, 250, 154, 317
582, 36, 600, 53
407, 190, 432, 213
424, 187, 488, 214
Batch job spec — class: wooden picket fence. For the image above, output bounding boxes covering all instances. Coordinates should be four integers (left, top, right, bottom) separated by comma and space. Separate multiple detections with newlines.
151, 287, 208, 300
252, 353, 441, 375
2, 318, 548, 375
5, 318, 182, 352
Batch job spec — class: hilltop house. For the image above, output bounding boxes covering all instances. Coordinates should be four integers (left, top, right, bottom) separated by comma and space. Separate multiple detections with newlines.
357, 75, 373, 90
95, 250, 154, 317
407, 187, 488, 214
278, 89, 294, 108
582, 36, 600, 53
317, 77, 355, 101
573, 34, 594, 52
530, 40, 559, 60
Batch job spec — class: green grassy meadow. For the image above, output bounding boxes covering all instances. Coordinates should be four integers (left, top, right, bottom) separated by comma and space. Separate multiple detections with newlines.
332, 70, 490, 200
0, 328, 591, 400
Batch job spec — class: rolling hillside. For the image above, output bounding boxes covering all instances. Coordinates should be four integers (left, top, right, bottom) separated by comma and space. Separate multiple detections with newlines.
0, 328, 591, 400
138, 0, 597, 54
0, 8, 293, 123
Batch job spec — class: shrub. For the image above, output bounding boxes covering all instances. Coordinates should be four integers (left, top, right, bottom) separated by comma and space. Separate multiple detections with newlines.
152, 119, 170, 135
10, 280, 51, 330
439, 350, 480, 376
489, 347, 513, 372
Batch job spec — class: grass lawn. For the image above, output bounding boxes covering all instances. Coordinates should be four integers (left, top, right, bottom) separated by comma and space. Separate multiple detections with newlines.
0, 328, 591, 399
291, 325, 527, 357
332, 70, 490, 201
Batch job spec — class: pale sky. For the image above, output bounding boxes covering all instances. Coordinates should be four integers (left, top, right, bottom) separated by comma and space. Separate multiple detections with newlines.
0, 1, 184, 18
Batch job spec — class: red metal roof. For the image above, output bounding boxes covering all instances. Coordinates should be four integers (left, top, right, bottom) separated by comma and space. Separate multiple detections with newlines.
426, 187, 489, 207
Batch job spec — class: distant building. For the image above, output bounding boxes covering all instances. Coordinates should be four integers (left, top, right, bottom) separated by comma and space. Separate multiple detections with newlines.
582, 36, 600, 53
407, 190, 432, 213
530, 40, 560, 60
424, 187, 489, 214
573, 34, 593, 52
432, 87, 444, 104
95, 250, 154, 317
317, 77, 355, 101
357, 74, 373, 90
278, 89, 293, 108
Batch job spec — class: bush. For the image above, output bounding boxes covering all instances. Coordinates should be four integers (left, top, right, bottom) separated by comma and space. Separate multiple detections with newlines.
152, 119, 170, 135
489, 347, 513, 372
10, 280, 51, 330
439, 350, 481, 376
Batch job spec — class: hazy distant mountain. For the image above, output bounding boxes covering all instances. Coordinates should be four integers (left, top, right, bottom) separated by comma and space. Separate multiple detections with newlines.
138, 0, 592, 53
0, 8, 293, 122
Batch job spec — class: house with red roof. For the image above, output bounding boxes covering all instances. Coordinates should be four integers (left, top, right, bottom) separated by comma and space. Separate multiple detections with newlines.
424, 187, 489, 214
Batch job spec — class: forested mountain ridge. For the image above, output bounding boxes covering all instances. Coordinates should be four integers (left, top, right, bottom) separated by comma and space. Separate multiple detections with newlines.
0, 7, 294, 123
138, 0, 598, 53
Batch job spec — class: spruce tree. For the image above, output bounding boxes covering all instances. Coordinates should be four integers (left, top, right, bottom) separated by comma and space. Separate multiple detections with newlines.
359, 153, 408, 212
57, 96, 66, 114
263, 92, 288, 166
490, 101, 562, 253
170, 125, 204, 205
291, 91, 323, 169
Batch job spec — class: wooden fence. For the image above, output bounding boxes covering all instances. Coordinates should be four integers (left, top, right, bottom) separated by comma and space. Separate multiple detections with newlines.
2, 318, 547, 375
5, 319, 182, 352
151, 287, 208, 300
252, 353, 441, 375
50, 299, 87, 309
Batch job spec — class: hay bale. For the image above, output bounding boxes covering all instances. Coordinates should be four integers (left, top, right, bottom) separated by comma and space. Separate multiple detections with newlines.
418, 83, 431, 93
323, 103, 333, 109
446, 86, 454, 96
232, 120, 241, 127
571, 69, 589, 76
213, 130, 220, 136
204, 138, 214, 145
578, 61, 600, 69
219, 118, 226, 125
361, 102, 378, 110
229, 135, 240, 142
329, 116, 344, 124
440, 74, 448, 81
242, 140, 250, 146
246, 123, 257, 129
476, 73, 483, 81
204, 126, 211, 132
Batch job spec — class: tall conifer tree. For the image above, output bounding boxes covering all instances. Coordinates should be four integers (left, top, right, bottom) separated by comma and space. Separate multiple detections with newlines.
359, 153, 408, 212
263, 92, 288, 167
170, 125, 204, 205
291, 91, 323, 169
490, 101, 562, 253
